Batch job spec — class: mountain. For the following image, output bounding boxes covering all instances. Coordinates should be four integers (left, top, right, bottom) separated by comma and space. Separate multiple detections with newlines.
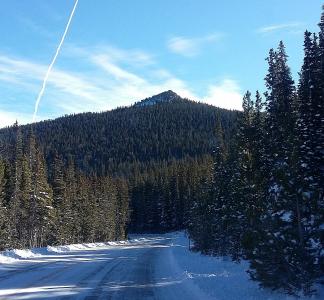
134, 90, 184, 107
0, 90, 240, 245
0, 91, 239, 177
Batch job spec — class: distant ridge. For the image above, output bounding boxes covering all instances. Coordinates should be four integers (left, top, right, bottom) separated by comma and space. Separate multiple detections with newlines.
134, 90, 184, 107
0, 90, 239, 176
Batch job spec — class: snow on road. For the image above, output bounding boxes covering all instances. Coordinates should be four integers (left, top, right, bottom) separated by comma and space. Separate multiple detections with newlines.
0, 232, 323, 300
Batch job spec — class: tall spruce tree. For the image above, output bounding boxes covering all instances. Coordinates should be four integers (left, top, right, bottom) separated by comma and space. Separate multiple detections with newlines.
236, 91, 264, 256
296, 30, 324, 284
209, 118, 230, 256
313, 5, 324, 274
51, 153, 73, 244
29, 135, 55, 248
65, 161, 82, 243
249, 42, 318, 295
0, 159, 10, 250
9, 123, 24, 247
115, 178, 129, 239
317, 4, 324, 275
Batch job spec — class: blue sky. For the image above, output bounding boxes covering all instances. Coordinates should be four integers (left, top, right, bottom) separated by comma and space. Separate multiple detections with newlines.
0, 0, 322, 127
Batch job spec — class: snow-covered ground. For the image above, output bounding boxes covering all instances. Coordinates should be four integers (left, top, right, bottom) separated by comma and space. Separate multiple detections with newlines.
0, 232, 322, 299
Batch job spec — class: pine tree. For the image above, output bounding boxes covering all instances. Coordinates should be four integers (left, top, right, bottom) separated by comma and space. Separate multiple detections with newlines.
295, 21, 324, 282
65, 161, 81, 243
96, 177, 117, 241
251, 91, 266, 185
249, 42, 317, 295
102, 177, 118, 240
29, 138, 55, 248
236, 91, 260, 256
0, 159, 10, 250
317, 5, 324, 275
115, 178, 129, 239
21, 153, 33, 248
9, 123, 24, 247
209, 118, 230, 256
77, 174, 97, 242
51, 153, 73, 244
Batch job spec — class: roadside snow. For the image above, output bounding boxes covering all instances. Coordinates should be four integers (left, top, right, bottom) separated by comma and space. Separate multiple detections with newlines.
165, 232, 324, 300
0, 254, 16, 264
0, 240, 130, 262
0, 249, 42, 262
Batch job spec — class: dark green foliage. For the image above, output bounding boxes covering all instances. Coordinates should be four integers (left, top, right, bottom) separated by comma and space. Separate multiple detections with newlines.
0, 97, 238, 177
0, 94, 237, 246
0, 159, 10, 250
0, 128, 130, 249
130, 156, 213, 233
0, 94, 238, 238
248, 41, 308, 294
188, 7, 324, 296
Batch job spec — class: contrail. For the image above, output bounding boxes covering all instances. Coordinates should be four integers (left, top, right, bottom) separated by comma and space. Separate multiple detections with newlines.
32, 0, 79, 122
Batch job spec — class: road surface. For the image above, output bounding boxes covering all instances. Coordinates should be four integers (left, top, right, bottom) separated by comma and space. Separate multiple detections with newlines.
0, 234, 209, 300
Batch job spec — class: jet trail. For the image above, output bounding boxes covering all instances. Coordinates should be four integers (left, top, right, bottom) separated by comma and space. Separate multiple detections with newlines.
32, 0, 79, 122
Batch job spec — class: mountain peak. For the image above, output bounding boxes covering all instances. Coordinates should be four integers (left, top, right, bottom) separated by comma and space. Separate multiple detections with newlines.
158, 90, 180, 98
134, 90, 182, 107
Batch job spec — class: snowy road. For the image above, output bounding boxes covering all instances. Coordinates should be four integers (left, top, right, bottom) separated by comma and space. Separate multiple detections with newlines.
0, 234, 210, 300
1, 233, 323, 300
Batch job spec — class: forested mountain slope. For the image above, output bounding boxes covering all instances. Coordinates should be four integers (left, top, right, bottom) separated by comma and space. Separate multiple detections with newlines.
0, 92, 239, 241
0, 91, 238, 177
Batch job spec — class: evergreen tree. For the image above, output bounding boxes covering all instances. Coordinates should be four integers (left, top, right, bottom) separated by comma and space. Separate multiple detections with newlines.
29, 138, 55, 248
249, 42, 317, 295
65, 161, 81, 243
0, 159, 10, 250
77, 174, 97, 242
96, 177, 117, 241
9, 123, 24, 247
295, 25, 324, 281
209, 119, 229, 255
51, 153, 72, 244
114, 178, 129, 239
317, 5, 324, 275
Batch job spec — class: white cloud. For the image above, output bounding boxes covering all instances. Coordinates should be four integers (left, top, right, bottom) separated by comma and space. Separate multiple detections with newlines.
0, 48, 198, 120
203, 79, 242, 111
257, 22, 303, 34
0, 55, 113, 113
167, 33, 223, 57
65, 44, 155, 67
0, 44, 242, 126
91, 54, 146, 84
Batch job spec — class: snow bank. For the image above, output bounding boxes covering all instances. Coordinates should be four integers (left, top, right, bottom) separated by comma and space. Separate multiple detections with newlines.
0, 254, 17, 264
0, 248, 43, 262
0, 240, 131, 263
47, 240, 130, 253
167, 232, 324, 300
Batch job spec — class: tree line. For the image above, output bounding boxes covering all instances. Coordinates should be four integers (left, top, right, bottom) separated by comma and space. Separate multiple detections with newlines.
129, 155, 213, 232
0, 124, 129, 250
187, 8, 324, 296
